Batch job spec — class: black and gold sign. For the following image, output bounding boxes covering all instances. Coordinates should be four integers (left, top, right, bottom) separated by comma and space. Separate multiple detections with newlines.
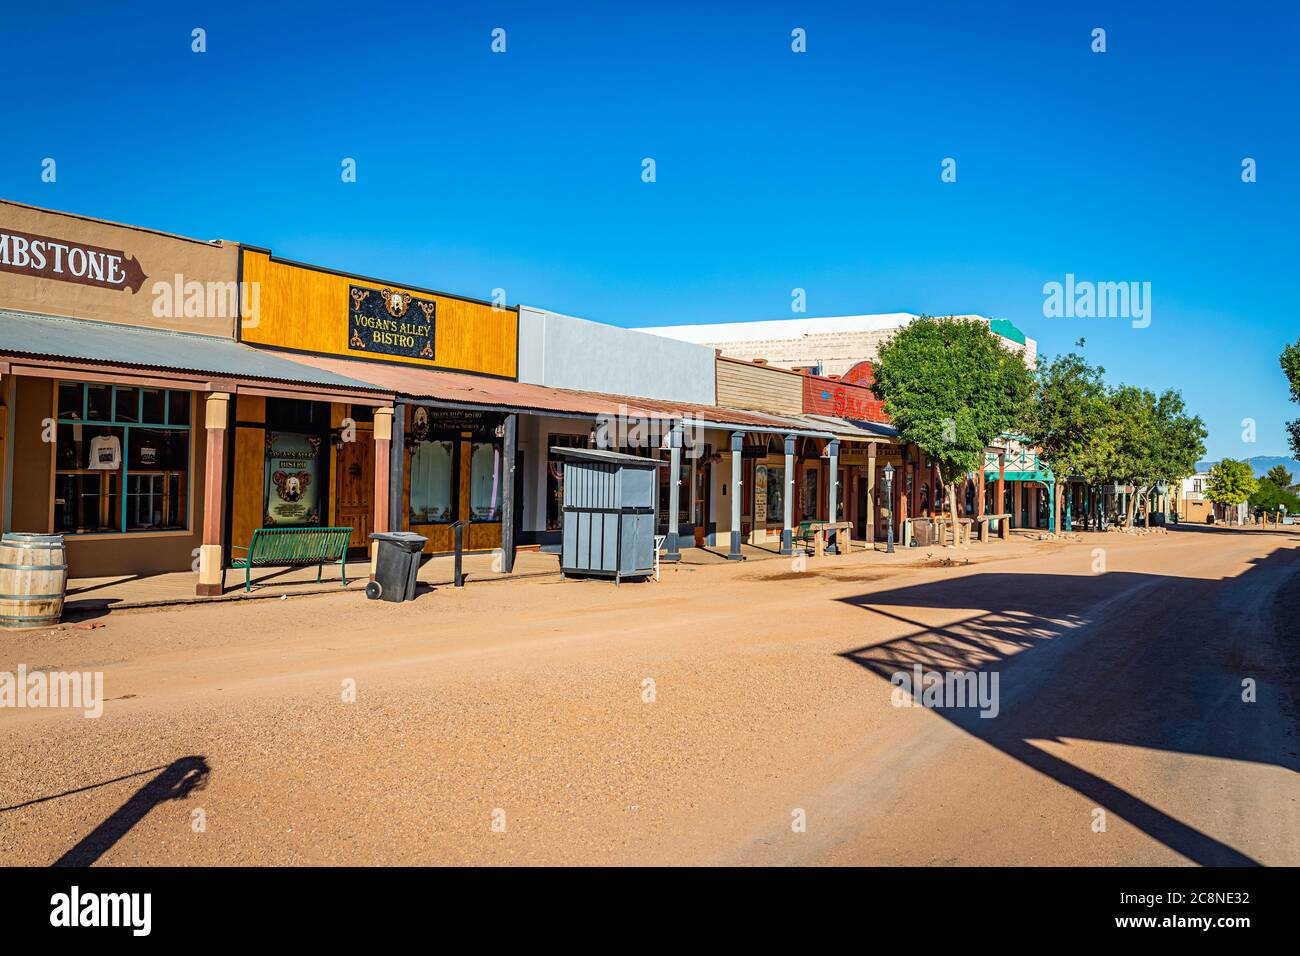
347, 285, 435, 360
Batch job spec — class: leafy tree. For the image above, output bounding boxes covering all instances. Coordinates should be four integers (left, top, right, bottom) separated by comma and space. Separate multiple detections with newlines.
1264, 463, 1294, 489
873, 316, 1032, 543
1138, 390, 1207, 526
1282, 339, 1300, 457
1023, 351, 1112, 532
1205, 458, 1258, 524
1099, 385, 1156, 526
1248, 478, 1300, 515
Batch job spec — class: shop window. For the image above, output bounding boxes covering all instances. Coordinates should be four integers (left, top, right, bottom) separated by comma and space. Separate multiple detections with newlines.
469, 440, 503, 521
410, 439, 455, 524
801, 468, 819, 520
837, 468, 847, 520
657, 452, 690, 524
766, 466, 785, 522
53, 382, 191, 535
546, 434, 586, 531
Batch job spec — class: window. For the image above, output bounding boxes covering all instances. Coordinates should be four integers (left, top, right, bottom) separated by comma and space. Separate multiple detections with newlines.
547, 434, 586, 530
802, 467, 819, 520
766, 466, 784, 522
410, 439, 455, 524
53, 382, 191, 535
657, 452, 689, 524
469, 440, 503, 521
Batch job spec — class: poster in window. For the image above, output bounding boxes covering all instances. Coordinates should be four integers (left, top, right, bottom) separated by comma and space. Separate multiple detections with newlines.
264, 431, 324, 526
754, 466, 768, 522
766, 466, 784, 522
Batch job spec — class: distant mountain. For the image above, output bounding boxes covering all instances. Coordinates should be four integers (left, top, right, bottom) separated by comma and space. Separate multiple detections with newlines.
1196, 455, 1300, 479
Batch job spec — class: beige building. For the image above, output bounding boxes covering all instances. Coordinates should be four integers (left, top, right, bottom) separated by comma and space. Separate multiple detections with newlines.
639, 313, 1037, 376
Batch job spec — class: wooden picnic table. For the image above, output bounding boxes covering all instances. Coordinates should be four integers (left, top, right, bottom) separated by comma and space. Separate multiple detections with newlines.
807, 520, 853, 557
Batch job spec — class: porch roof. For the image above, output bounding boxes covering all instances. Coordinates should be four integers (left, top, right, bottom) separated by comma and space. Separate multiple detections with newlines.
0, 310, 390, 395
272, 349, 837, 436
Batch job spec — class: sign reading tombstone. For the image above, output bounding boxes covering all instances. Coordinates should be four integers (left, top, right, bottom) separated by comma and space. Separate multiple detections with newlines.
0, 228, 148, 293
347, 284, 435, 360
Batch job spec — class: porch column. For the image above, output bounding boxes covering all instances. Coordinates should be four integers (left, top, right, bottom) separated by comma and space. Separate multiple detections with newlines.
780, 433, 795, 555
996, 452, 1006, 521
501, 413, 518, 573
866, 442, 877, 544
370, 405, 393, 581
665, 422, 682, 561
727, 431, 744, 560
196, 391, 231, 597
977, 462, 986, 519
825, 439, 840, 553
389, 403, 406, 534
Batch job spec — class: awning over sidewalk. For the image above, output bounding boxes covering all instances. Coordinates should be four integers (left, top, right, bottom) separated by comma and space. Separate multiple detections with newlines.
0, 310, 389, 397
272, 348, 839, 437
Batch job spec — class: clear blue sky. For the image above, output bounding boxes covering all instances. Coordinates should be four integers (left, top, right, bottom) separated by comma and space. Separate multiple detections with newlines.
1, 1, 1295, 459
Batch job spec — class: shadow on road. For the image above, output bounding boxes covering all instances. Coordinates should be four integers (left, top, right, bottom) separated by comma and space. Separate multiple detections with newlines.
53, 756, 210, 867
836, 546, 1300, 866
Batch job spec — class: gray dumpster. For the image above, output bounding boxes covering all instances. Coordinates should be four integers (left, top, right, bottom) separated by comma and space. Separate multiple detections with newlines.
552, 447, 667, 583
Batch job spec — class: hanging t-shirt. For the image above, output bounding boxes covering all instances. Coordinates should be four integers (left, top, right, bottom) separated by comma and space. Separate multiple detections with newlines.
88, 434, 121, 471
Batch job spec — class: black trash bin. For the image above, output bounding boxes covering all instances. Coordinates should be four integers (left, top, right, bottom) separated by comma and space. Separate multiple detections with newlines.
366, 532, 428, 602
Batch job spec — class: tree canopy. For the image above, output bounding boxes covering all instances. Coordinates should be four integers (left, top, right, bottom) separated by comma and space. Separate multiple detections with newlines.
1281, 338, 1300, 457
1205, 459, 1257, 515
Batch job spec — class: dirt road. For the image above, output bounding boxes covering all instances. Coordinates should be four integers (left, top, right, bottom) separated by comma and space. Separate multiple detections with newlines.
1, 526, 1296, 866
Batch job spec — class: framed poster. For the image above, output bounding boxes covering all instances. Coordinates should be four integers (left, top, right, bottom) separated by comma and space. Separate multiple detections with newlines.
264, 431, 324, 526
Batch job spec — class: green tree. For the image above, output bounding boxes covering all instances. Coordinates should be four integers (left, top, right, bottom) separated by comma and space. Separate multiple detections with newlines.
1264, 463, 1294, 489
1282, 339, 1300, 457
873, 316, 1032, 543
1099, 385, 1156, 527
1205, 458, 1257, 524
1138, 390, 1207, 526
1023, 351, 1111, 532
1248, 478, 1300, 515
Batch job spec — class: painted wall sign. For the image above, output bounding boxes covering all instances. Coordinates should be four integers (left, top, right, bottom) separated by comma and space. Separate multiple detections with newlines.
347, 285, 435, 360
0, 228, 147, 293
802, 376, 887, 422
264, 431, 324, 526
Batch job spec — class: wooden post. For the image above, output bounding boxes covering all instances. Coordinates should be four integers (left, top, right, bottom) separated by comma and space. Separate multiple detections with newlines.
501, 413, 518, 573
196, 392, 230, 597
866, 442, 877, 544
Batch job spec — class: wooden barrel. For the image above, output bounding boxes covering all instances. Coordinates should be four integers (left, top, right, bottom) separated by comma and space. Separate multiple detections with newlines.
0, 533, 68, 629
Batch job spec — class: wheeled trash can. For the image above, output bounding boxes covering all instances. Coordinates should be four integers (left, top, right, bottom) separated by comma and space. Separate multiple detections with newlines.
366, 532, 428, 602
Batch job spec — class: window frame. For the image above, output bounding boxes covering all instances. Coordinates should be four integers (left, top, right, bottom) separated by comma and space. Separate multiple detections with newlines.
52, 381, 194, 538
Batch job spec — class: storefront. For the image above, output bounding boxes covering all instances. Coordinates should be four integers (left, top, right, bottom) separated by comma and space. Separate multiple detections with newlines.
0, 201, 396, 590
233, 246, 520, 561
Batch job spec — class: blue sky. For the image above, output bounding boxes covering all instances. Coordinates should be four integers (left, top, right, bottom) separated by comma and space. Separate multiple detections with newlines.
1, 1, 1296, 459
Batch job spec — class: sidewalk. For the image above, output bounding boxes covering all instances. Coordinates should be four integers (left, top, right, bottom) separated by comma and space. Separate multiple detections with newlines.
58, 534, 1052, 618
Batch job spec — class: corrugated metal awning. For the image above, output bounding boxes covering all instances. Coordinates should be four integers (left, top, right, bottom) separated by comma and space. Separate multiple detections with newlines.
0, 310, 386, 393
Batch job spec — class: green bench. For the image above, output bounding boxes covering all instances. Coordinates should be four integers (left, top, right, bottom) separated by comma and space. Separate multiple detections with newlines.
795, 520, 817, 551
230, 527, 354, 593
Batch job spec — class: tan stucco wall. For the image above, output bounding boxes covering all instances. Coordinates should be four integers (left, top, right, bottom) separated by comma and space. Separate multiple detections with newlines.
0, 200, 240, 337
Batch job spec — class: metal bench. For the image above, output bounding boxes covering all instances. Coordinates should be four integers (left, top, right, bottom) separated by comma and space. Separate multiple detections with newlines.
230, 526, 354, 593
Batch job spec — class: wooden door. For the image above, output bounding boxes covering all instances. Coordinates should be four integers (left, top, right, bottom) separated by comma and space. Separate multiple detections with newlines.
337, 432, 374, 549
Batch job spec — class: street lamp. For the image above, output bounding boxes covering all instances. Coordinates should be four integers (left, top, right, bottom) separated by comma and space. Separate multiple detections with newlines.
883, 462, 895, 554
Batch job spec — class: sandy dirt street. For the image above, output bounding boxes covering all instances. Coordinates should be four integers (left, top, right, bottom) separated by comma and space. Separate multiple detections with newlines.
1, 526, 1297, 866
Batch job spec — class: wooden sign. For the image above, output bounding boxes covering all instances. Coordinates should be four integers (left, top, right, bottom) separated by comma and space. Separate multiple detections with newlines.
0, 228, 147, 293
347, 285, 435, 361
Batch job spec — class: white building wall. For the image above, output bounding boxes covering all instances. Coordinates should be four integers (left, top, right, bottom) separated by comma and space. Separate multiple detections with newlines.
518, 306, 716, 405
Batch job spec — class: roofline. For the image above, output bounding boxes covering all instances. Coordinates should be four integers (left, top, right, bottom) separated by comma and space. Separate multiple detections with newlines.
0, 198, 233, 249
240, 245, 517, 312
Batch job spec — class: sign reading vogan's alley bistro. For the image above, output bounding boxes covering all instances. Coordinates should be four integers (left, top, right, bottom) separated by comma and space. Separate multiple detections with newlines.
347, 284, 435, 360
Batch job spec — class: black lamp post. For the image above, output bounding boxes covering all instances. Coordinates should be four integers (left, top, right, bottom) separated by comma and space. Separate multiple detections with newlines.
883, 462, 895, 553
